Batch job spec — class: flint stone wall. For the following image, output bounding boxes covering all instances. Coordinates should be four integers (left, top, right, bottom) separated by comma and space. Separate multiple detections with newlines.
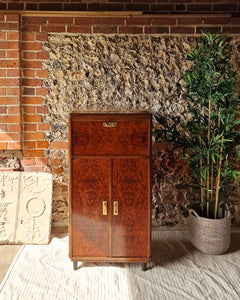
42, 34, 240, 227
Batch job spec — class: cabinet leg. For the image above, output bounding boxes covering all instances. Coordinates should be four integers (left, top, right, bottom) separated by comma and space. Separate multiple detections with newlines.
73, 261, 78, 270
142, 263, 147, 272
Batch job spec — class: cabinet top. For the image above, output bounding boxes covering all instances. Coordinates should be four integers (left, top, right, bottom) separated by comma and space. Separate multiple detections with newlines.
69, 111, 152, 119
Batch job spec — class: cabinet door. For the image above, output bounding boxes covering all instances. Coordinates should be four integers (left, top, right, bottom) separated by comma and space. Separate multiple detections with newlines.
71, 159, 110, 257
112, 159, 150, 258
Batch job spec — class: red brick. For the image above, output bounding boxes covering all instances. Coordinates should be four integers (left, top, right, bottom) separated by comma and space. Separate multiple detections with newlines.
36, 157, 48, 166
36, 106, 48, 114
152, 18, 177, 26
42, 25, 66, 33
24, 132, 44, 141
0, 132, 20, 141
21, 61, 42, 69
0, 115, 20, 123
36, 70, 48, 78
67, 26, 91, 34
50, 141, 68, 149
22, 78, 42, 87
0, 88, 6, 95
22, 17, 47, 25
8, 142, 21, 150
22, 33, 35, 41
22, 25, 41, 32
188, 4, 211, 11
145, 27, 169, 34
23, 106, 35, 114
54, 167, 64, 174
23, 70, 35, 78
39, 3, 62, 10
7, 88, 20, 96
36, 52, 48, 60
24, 115, 42, 123
48, 17, 74, 24
8, 124, 21, 132
75, 17, 99, 26
222, 27, 240, 33
38, 123, 50, 131
0, 97, 19, 104
6, 14, 19, 22
0, 60, 19, 68
36, 33, 48, 41
0, 32, 5, 39
0, 142, 7, 150
21, 42, 42, 51
0, 124, 7, 131
126, 18, 151, 26
23, 150, 45, 158
64, 3, 87, 11
93, 26, 117, 34
0, 14, 4, 21
23, 87, 35, 96
0, 51, 5, 58
178, 17, 202, 25
0, 69, 5, 77
50, 159, 61, 166
8, 106, 20, 114
7, 69, 20, 77
36, 88, 48, 96
0, 23, 19, 31
0, 78, 19, 87
196, 27, 221, 34
203, 17, 230, 25
23, 141, 36, 149
22, 97, 42, 105
7, 32, 20, 41
170, 27, 195, 34
0, 41, 19, 49
101, 17, 125, 26
37, 141, 49, 149
150, 4, 174, 11
230, 18, 240, 25
23, 52, 35, 60
21, 158, 36, 166
24, 124, 37, 131
119, 27, 143, 34
101, 3, 126, 10
0, 106, 6, 114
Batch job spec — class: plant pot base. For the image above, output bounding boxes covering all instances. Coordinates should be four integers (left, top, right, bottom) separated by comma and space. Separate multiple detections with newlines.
188, 209, 231, 255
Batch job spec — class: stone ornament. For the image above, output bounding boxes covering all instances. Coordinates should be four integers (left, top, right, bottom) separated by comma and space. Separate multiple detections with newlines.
0, 172, 52, 244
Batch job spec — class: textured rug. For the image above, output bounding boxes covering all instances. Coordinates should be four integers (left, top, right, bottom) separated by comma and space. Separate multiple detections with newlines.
0, 230, 240, 300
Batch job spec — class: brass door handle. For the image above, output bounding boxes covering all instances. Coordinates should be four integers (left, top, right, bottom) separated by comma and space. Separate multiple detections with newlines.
103, 201, 107, 215
113, 201, 118, 215
103, 122, 117, 128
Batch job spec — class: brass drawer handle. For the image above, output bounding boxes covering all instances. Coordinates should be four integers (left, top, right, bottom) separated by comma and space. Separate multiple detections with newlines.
113, 201, 118, 215
103, 122, 117, 128
103, 201, 108, 215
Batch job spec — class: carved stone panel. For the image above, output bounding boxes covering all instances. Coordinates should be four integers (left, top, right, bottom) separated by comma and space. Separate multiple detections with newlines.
0, 172, 52, 244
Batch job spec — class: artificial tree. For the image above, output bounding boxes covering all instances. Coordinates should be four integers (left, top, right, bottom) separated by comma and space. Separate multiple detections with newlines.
155, 33, 240, 219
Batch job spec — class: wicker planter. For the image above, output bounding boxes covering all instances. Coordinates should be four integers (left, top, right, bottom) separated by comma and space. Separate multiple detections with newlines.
188, 209, 231, 255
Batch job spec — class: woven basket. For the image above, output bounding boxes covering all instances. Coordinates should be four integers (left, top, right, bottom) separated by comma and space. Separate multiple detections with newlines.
188, 209, 231, 255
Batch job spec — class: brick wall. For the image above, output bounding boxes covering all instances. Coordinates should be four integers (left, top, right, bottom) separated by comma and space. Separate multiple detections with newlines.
0, 12, 239, 167
0, 1, 239, 15
0, 11, 239, 227
0, 14, 21, 151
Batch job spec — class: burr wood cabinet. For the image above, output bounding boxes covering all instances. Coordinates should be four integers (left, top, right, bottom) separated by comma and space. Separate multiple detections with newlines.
68, 112, 151, 271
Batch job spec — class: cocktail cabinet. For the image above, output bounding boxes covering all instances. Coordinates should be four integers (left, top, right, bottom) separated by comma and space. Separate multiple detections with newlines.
68, 112, 152, 271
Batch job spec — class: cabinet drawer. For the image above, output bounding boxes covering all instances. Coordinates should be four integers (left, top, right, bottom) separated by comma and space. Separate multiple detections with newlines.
71, 119, 150, 156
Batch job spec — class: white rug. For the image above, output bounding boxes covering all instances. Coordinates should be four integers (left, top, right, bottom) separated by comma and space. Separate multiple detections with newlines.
0, 230, 240, 300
